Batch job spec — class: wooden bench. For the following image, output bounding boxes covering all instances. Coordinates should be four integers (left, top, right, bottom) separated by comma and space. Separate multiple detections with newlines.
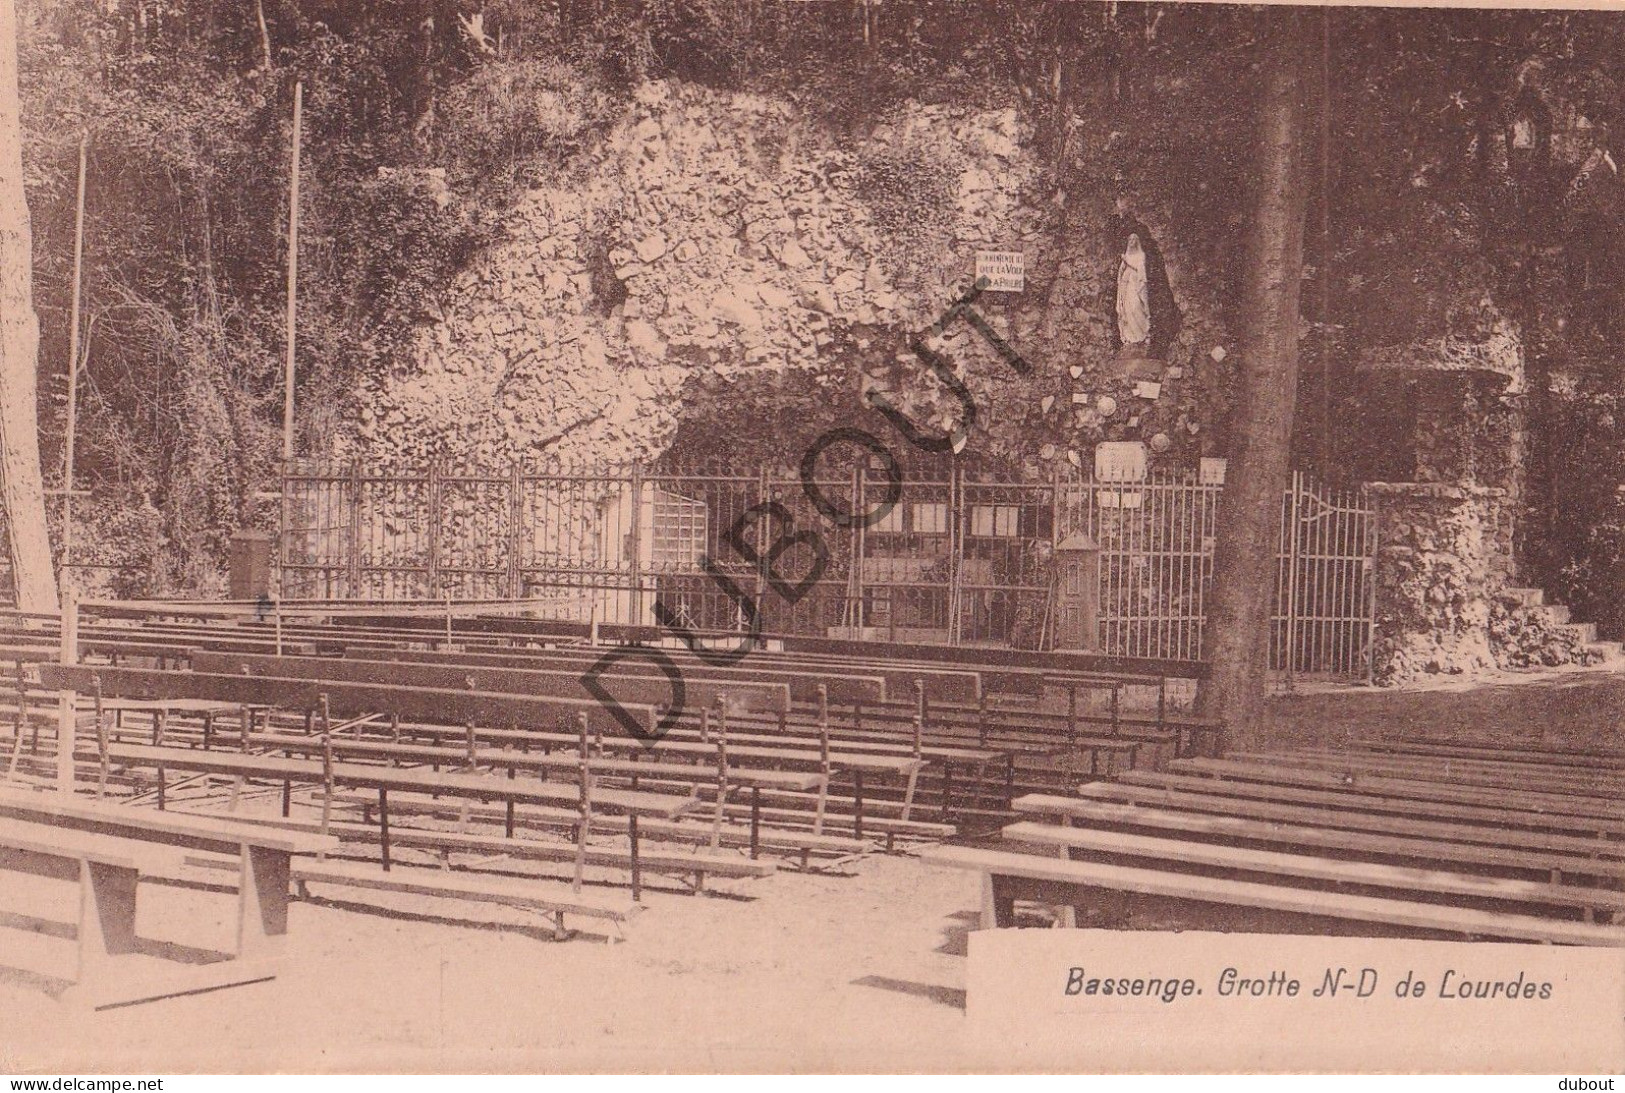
1196, 750, 1625, 792
1238, 748, 1625, 798
452, 641, 983, 705
308, 818, 773, 889
1012, 793, 1625, 885
686, 791, 957, 846
0, 817, 199, 1007
297, 859, 640, 941
1180, 754, 1625, 807
246, 730, 823, 859
191, 650, 795, 722
1070, 780, 1625, 861
1000, 820, 1625, 920
40, 664, 658, 740
180, 808, 774, 893
322, 791, 872, 871
0, 786, 336, 1008
341, 645, 891, 707
1362, 739, 1625, 773
185, 854, 642, 943
1136, 765, 1625, 837
324, 644, 1142, 807
920, 844, 1625, 946
430, 723, 928, 834
90, 742, 695, 899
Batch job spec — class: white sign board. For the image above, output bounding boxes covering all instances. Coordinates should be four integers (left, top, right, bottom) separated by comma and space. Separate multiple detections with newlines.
975, 250, 1025, 292
1094, 441, 1148, 483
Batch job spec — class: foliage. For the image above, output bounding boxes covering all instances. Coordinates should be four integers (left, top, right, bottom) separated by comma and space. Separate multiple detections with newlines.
12, 1, 1625, 611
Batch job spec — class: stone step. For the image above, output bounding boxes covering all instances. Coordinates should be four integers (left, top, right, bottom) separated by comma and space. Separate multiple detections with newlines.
1504, 586, 1546, 608
1538, 603, 1572, 626
1567, 622, 1598, 645
1584, 641, 1623, 665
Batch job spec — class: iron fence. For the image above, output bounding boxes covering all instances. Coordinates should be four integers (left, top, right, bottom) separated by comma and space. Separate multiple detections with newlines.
278, 460, 1376, 678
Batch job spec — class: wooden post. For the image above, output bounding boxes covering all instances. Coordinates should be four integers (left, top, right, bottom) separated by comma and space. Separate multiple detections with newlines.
280, 80, 302, 464
60, 133, 86, 583
93, 677, 106, 800
573, 712, 591, 893
712, 700, 729, 852
317, 694, 333, 838
912, 678, 925, 759
5, 657, 23, 778
345, 461, 362, 597
627, 465, 644, 625
425, 459, 441, 596
813, 683, 830, 836
506, 462, 523, 600
55, 590, 78, 791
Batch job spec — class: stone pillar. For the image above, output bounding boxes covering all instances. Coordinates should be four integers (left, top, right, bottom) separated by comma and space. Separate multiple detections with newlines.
1409, 371, 1526, 582
1368, 482, 1509, 683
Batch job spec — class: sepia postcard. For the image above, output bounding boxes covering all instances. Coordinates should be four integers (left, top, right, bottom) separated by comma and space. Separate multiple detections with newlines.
0, 0, 1622, 1077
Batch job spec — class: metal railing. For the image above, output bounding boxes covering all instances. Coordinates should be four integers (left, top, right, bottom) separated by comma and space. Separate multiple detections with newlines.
278, 460, 1376, 678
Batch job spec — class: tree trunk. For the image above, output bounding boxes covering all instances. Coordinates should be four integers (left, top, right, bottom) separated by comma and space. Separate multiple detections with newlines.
0, 0, 60, 614
255, 0, 274, 70
1193, 14, 1313, 751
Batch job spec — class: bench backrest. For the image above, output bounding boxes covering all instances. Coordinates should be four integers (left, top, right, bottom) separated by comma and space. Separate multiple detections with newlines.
336, 646, 889, 707
40, 664, 661, 740
191, 650, 791, 718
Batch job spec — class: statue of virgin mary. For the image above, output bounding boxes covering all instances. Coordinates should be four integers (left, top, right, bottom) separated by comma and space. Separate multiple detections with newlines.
1103, 215, 1180, 361
1116, 233, 1152, 352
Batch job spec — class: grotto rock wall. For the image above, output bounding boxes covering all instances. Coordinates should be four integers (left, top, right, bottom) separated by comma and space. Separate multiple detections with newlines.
1369, 482, 1511, 683
347, 79, 1233, 475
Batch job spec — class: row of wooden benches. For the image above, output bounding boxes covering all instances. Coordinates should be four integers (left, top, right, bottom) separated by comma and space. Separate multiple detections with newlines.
10, 607, 1229, 813
1, 614, 1213, 825
924, 739, 1625, 947
70, 695, 918, 887
0, 605, 1220, 746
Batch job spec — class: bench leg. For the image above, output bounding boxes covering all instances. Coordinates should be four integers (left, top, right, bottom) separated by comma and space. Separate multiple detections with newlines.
899, 766, 920, 823
378, 788, 391, 872
852, 771, 864, 842
811, 773, 829, 837
749, 786, 761, 860
979, 874, 1017, 930
76, 860, 139, 983
237, 844, 290, 962
629, 814, 642, 903
1052, 834, 1078, 928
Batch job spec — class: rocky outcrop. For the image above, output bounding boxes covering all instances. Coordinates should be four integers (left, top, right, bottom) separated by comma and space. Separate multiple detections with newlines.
350, 79, 1230, 476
